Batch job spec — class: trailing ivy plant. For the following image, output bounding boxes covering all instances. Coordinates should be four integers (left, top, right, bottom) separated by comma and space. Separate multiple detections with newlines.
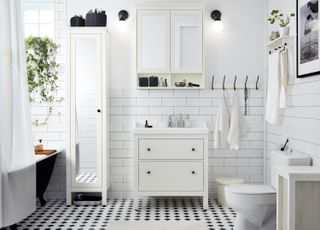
25, 36, 63, 126
268, 10, 295, 27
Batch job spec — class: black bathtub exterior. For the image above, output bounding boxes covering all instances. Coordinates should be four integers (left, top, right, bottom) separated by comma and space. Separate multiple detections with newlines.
36, 154, 57, 206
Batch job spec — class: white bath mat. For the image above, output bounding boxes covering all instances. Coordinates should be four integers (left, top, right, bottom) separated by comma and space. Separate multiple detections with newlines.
108, 220, 208, 230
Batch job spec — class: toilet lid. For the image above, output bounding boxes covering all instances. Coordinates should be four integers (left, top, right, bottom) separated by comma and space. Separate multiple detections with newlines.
225, 184, 275, 195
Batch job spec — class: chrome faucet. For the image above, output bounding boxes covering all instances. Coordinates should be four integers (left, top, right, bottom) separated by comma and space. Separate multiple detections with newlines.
168, 115, 173, 128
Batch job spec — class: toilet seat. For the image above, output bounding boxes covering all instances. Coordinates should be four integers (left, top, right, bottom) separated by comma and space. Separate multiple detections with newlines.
225, 184, 275, 195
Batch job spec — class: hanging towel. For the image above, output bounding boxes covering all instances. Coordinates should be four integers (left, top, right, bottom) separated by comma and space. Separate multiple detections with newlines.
266, 51, 280, 124
279, 49, 289, 108
214, 92, 230, 149
228, 91, 249, 150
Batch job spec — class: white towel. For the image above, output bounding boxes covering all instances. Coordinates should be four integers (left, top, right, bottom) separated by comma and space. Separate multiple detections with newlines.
266, 51, 280, 124
214, 92, 230, 149
279, 49, 289, 108
228, 91, 249, 150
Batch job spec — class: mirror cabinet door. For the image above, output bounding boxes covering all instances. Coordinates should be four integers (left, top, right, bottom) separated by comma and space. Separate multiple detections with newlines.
171, 10, 202, 73
70, 34, 102, 187
137, 10, 170, 73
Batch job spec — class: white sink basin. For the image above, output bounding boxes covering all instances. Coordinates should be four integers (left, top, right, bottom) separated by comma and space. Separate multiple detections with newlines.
133, 120, 209, 135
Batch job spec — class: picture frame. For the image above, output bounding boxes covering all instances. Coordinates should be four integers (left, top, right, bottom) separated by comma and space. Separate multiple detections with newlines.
297, 0, 320, 78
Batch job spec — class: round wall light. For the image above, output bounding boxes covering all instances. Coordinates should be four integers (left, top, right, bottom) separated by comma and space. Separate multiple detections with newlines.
118, 10, 129, 21
211, 10, 223, 32
118, 10, 129, 31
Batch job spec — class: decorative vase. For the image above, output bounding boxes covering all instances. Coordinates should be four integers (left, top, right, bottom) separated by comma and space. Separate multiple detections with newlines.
279, 27, 289, 37
269, 31, 280, 41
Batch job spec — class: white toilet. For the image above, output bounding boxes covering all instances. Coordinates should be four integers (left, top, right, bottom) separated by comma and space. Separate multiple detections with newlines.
225, 151, 311, 230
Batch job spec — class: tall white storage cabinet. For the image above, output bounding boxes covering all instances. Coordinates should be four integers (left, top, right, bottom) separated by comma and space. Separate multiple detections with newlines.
67, 28, 109, 205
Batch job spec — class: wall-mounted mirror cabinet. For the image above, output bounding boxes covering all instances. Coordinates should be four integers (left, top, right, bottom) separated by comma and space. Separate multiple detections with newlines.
136, 4, 204, 89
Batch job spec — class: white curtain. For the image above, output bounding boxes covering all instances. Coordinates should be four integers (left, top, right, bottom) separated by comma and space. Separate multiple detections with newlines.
0, 0, 36, 227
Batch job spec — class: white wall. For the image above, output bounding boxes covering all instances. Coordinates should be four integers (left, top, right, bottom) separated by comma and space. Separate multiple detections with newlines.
42, 0, 266, 199
67, 0, 265, 89
266, 0, 320, 184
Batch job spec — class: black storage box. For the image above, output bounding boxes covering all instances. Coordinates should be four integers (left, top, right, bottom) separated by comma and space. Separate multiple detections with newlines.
139, 77, 149, 87
70, 15, 85, 27
149, 76, 159, 87
85, 10, 107, 27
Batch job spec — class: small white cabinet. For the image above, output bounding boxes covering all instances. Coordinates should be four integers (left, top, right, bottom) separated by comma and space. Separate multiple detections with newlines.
137, 10, 170, 73
171, 10, 202, 73
134, 122, 209, 209
67, 28, 109, 205
136, 4, 204, 89
276, 166, 320, 230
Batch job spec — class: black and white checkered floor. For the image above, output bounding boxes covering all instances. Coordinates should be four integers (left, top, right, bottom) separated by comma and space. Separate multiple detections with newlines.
18, 198, 236, 230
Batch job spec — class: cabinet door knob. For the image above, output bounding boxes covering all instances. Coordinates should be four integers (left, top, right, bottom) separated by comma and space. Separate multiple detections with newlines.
192, 171, 195, 174
147, 148, 151, 151
192, 148, 195, 151
97, 109, 101, 113
147, 171, 151, 174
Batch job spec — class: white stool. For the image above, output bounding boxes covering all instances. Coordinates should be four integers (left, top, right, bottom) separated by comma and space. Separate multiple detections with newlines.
215, 177, 244, 207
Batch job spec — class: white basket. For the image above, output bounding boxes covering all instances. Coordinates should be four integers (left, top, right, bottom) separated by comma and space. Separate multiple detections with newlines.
215, 177, 244, 207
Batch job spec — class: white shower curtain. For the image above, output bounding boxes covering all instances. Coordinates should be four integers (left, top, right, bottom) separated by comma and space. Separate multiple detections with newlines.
0, 0, 36, 227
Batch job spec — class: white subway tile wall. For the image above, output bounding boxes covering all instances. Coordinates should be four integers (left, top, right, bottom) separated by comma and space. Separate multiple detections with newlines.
266, 0, 320, 184
35, 0, 265, 200
266, 79, 320, 184
31, 0, 67, 199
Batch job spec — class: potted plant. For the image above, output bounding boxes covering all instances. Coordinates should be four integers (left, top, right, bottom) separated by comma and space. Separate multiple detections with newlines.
268, 10, 295, 37
25, 36, 63, 126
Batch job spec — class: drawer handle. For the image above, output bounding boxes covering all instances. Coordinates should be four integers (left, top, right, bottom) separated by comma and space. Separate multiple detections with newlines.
192, 148, 195, 152
147, 148, 151, 151
192, 171, 196, 174
147, 171, 151, 174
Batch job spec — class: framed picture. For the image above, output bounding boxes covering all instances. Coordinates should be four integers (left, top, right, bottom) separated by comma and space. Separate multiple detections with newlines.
297, 0, 320, 77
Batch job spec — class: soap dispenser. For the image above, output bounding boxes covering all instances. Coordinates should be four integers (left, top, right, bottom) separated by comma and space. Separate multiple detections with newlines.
177, 114, 185, 128
185, 114, 191, 128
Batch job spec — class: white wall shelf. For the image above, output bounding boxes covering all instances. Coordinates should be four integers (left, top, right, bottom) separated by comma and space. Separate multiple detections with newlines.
266, 35, 295, 54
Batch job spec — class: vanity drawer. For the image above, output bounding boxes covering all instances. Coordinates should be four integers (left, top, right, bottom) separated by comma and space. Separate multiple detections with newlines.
138, 162, 203, 191
138, 139, 203, 160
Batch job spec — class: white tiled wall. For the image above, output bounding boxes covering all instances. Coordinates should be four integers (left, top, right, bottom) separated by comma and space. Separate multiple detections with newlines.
31, 0, 67, 199
108, 89, 265, 198
36, 0, 266, 199
266, 0, 320, 184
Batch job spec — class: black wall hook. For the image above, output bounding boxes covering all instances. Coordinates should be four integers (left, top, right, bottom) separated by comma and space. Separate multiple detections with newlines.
245, 75, 248, 90
211, 75, 215, 90
256, 75, 260, 90
233, 75, 237, 91
222, 75, 226, 91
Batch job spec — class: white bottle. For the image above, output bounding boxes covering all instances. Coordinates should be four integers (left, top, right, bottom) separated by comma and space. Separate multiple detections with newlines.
178, 114, 184, 128
185, 114, 191, 128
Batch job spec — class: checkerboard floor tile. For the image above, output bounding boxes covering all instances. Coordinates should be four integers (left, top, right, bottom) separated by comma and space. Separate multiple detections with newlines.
17, 198, 236, 230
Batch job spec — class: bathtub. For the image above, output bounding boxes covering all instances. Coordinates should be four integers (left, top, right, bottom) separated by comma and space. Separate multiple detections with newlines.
36, 150, 62, 206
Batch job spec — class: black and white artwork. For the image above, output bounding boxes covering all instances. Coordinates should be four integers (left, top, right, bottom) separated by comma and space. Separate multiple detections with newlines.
297, 0, 320, 77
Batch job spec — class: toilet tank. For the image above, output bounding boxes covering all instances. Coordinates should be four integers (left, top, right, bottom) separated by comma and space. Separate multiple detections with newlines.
270, 150, 311, 189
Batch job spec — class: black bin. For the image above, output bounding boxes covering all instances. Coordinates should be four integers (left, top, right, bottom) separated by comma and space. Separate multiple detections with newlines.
70, 16, 85, 27
86, 10, 107, 27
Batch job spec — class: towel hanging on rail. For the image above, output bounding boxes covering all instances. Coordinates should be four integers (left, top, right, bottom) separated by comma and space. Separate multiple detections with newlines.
214, 92, 230, 149
266, 50, 280, 124
228, 91, 248, 150
279, 48, 289, 108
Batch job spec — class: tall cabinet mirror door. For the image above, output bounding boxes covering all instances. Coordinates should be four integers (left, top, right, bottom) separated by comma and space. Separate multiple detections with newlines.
137, 10, 170, 73
70, 34, 102, 188
171, 10, 203, 73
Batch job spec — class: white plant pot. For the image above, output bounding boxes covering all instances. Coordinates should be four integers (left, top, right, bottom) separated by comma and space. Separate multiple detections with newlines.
279, 27, 289, 37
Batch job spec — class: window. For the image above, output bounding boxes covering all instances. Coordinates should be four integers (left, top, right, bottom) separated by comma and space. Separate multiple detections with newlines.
22, 1, 54, 38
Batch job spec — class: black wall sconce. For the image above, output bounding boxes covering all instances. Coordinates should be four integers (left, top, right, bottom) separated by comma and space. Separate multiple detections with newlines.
210, 10, 223, 32
118, 10, 129, 21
